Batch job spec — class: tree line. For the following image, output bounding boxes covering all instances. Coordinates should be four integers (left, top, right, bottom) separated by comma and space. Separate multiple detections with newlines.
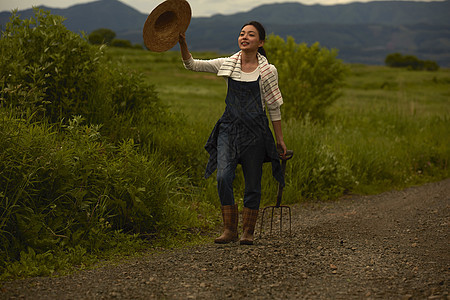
385, 52, 439, 71
88, 28, 142, 49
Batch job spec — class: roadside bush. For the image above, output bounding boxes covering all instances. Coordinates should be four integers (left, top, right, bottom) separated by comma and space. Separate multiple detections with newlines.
0, 9, 103, 122
0, 114, 185, 270
0, 10, 210, 278
0, 8, 166, 139
265, 35, 347, 120
261, 117, 354, 204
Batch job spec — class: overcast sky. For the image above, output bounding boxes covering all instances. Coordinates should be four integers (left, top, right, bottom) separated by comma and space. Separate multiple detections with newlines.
0, 0, 435, 17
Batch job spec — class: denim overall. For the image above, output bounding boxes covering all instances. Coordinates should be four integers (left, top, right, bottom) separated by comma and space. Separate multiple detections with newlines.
204, 77, 284, 209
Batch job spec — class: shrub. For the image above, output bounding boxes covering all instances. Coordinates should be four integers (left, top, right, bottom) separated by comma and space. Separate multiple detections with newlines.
87, 32, 104, 45
422, 60, 440, 71
111, 39, 132, 48
385, 53, 439, 71
265, 35, 347, 120
0, 9, 102, 122
0, 114, 182, 268
0, 9, 166, 135
88, 28, 116, 45
0, 10, 205, 278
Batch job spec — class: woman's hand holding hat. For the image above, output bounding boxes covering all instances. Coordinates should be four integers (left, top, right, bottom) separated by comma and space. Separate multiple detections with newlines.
143, 0, 191, 52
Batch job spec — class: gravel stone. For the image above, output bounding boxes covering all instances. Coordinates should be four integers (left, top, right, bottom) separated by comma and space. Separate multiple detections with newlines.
1, 179, 449, 299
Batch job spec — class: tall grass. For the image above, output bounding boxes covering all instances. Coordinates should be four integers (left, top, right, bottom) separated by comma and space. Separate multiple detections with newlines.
109, 48, 449, 204
0, 111, 216, 278
0, 11, 215, 279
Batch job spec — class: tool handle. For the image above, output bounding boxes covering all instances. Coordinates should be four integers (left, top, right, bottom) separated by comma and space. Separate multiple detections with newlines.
281, 150, 294, 161
276, 150, 293, 207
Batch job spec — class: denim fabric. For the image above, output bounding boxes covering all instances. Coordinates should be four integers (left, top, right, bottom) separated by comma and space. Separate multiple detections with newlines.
217, 123, 266, 209
204, 78, 284, 209
216, 123, 236, 207
240, 138, 266, 209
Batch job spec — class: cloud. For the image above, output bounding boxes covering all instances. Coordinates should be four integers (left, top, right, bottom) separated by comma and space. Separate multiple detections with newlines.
1, 0, 437, 17
1, 0, 284, 16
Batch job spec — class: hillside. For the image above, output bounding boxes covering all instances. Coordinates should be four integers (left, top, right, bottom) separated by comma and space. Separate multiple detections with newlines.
1, 0, 449, 66
210, 1, 450, 25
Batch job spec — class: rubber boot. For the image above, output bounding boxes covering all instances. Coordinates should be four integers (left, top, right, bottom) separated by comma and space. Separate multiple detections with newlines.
214, 204, 239, 244
240, 207, 259, 245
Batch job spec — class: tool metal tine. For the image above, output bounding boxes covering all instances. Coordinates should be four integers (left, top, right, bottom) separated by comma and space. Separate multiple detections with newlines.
259, 205, 292, 237
259, 150, 293, 238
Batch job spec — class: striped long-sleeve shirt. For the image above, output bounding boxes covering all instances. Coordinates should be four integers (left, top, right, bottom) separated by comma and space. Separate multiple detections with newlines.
182, 51, 283, 121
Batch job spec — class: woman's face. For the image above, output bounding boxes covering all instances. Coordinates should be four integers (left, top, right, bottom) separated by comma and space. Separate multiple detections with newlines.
238, 25, 264, 52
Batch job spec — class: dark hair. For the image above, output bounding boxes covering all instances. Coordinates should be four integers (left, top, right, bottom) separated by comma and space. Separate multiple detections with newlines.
241, 21, 267, 57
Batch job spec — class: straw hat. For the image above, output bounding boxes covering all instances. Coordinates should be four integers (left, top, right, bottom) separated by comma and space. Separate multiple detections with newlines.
143, 0, 192, 52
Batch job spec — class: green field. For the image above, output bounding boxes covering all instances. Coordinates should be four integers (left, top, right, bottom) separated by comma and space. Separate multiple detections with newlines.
108, 48, 450, 117
108, 47, 450, 199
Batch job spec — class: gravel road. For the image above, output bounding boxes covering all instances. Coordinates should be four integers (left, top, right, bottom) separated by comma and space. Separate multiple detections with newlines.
2, 179, 449, 299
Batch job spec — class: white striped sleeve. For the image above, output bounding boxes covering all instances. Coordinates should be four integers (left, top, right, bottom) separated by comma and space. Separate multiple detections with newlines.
183, 56, 227, 74
268, 105, 281, 121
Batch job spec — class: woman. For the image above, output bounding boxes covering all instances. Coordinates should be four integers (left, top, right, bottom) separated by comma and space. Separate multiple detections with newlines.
179, 21, 287, 245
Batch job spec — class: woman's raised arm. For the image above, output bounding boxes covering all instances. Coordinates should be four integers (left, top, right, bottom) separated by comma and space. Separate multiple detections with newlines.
179, 33, 191, 61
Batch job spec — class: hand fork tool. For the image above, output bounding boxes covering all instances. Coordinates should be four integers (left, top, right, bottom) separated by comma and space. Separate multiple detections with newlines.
259, 150, 294, 237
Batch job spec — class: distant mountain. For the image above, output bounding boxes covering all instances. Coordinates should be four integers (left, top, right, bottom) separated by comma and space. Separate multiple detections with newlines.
1, 0, 449, 66
208, 1, 450, 26
0, 0, 144, 34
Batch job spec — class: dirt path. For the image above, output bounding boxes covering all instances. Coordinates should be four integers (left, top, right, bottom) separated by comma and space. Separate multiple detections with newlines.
2, 179, 449, 299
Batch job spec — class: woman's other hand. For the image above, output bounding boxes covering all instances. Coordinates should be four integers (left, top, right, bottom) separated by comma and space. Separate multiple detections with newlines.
272, 120, 287, 159
277, 140, 287, 159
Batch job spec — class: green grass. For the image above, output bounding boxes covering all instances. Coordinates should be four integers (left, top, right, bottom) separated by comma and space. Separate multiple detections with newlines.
107, 49, 227, 122
107, 47, 449, 199
337, 64, 450, 117
107, 48, 450, 119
